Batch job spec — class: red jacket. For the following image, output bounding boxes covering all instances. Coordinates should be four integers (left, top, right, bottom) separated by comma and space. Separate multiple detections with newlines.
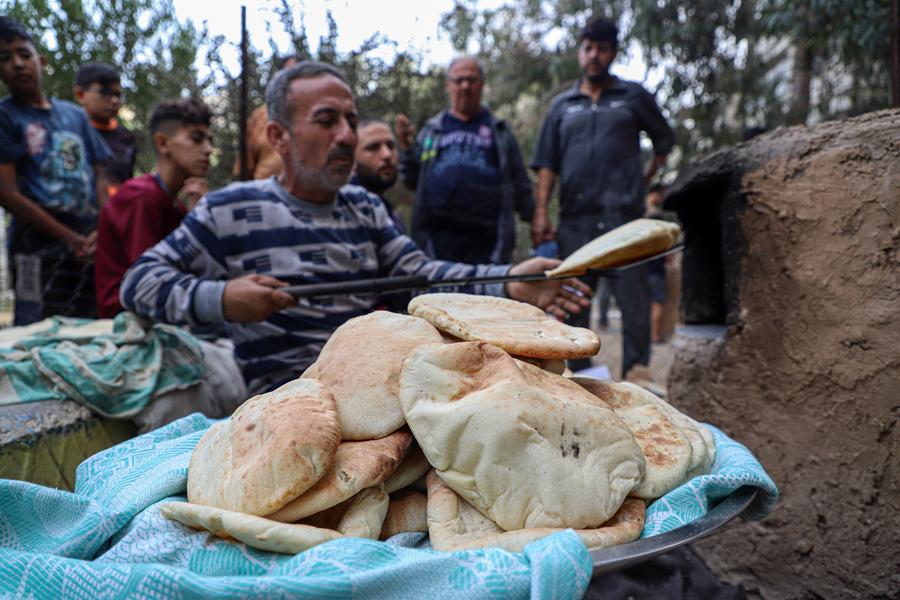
94, 174, 187, 318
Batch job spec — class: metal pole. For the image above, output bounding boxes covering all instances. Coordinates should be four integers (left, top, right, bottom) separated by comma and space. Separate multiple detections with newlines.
239, 5, 250, 180
892, 0, 899, 106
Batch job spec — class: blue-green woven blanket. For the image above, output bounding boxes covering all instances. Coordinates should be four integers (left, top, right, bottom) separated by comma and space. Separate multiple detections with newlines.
0, 313, 204, 417
0, 415, 777, 599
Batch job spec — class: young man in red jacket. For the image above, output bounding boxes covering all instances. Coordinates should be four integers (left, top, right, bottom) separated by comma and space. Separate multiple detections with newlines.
94, 98, 212, 318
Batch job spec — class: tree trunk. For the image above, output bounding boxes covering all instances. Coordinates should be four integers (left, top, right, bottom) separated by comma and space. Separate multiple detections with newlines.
787, 39, 813, 124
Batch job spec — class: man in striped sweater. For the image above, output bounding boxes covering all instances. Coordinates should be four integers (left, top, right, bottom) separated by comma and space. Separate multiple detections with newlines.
121, 62, 591, 395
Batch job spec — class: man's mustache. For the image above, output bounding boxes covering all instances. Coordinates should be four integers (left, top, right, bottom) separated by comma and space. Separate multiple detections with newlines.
328, 146, 355, 163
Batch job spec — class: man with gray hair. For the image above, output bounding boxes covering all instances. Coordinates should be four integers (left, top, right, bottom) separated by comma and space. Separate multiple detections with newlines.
121, 61, 590, 395
397, 56, 533, 264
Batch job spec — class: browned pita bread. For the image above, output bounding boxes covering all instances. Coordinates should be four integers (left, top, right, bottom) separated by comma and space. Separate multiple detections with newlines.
408, 293, 600, 359
572, 377, 694, 499
380, 489, 428, 539
546, 218, 681, 277
302, 311, 444, 440
187, 378, 340, 516
426, 471, 645, 552
400, 341, 644, 530
384, 444, 430, 494
267, 429, 412, 523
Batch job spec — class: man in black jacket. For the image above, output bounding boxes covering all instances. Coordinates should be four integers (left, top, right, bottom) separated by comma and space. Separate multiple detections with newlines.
531, 17, 676, 376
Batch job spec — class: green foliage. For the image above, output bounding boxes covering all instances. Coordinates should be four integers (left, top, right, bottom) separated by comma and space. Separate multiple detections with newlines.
439, 0, 892, 172
2, 0, 889, 195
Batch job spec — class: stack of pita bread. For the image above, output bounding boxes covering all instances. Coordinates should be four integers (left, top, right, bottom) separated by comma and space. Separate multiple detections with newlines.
160, 293, 714, 556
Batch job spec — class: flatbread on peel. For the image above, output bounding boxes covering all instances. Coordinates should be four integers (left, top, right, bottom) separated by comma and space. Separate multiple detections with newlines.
159, 501, 342, 555
547, 218, 681, 277
303, 311, 444, 440
267, 429, 412, 523
571, 377, 694, 499
380, 489, 428, 539
407, 293, 600, 359
187, 378, 340, 516
425, 471, 645, 552
399, 341, 644, 530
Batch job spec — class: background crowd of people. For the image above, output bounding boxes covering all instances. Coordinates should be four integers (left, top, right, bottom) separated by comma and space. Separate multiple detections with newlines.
0, 12, 679, 389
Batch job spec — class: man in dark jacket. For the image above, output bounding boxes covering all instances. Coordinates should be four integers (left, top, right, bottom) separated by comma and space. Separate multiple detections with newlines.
397, 56, 533, 264
531, 16, 676, 377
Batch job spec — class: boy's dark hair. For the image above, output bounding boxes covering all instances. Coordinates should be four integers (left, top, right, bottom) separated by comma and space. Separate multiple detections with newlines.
75, 62, 120, 87
581, 16, 618, 49
0, 16, 33, 44
149, 98, 212, 135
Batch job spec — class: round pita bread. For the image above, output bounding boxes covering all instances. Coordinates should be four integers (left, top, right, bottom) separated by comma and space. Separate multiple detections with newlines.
407, 293, 600, 359
546, 218, 681, 277
159, 502, 342, 555
335, 485, 389, 539
384, 444, 431, 494
302, 311, 444, 440
572, 377, 694, 499
425, 471, 645, 552
187, 378, 340, 516
399, 341, 644, 530
512, 355, 567, 375
380, 489, 428, 539
267, 429, 412, 523
298, 497, 353, 531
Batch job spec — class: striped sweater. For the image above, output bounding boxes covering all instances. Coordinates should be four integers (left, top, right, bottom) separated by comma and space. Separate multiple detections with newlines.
120, 177, 509, 394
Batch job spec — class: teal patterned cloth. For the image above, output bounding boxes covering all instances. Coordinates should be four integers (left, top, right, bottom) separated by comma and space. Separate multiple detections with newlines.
0, 313, 204, 418
0, 415, 776, 599
642, 425, 778, 537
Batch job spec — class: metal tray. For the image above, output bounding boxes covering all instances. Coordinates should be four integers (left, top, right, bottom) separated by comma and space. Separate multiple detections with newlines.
591, 486, 758, 576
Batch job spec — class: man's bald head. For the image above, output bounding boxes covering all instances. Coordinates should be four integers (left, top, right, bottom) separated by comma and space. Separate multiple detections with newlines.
446, 56, 485, 121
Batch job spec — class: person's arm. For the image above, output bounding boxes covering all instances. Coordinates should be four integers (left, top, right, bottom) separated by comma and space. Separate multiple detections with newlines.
635, 87, 675, 185
529, 105, 562, 246
94, 163, 108, 208
0, 163, 91, 257
505, 130, 535, 222
119, 201, 294, 326
532, 168, 558, 245
396, 113, 420, 191
644, 155, 667, 187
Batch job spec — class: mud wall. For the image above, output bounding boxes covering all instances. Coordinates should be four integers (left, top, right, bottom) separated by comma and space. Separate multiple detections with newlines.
666, 109, 899, 599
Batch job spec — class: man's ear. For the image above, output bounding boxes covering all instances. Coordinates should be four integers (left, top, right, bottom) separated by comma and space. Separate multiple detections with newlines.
73, 86, 85, 103
153, 131, 169, 157
266, 121, 290, 154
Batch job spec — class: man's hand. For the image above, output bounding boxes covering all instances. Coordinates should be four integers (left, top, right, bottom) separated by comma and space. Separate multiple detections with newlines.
66, 230, 95, 260
223, 274, 296, 322
180, 177, 208, 211
530, 211, 556, 246
395, 113, 415, 151
644, 154, 667, 186
505, 257, 592, 320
